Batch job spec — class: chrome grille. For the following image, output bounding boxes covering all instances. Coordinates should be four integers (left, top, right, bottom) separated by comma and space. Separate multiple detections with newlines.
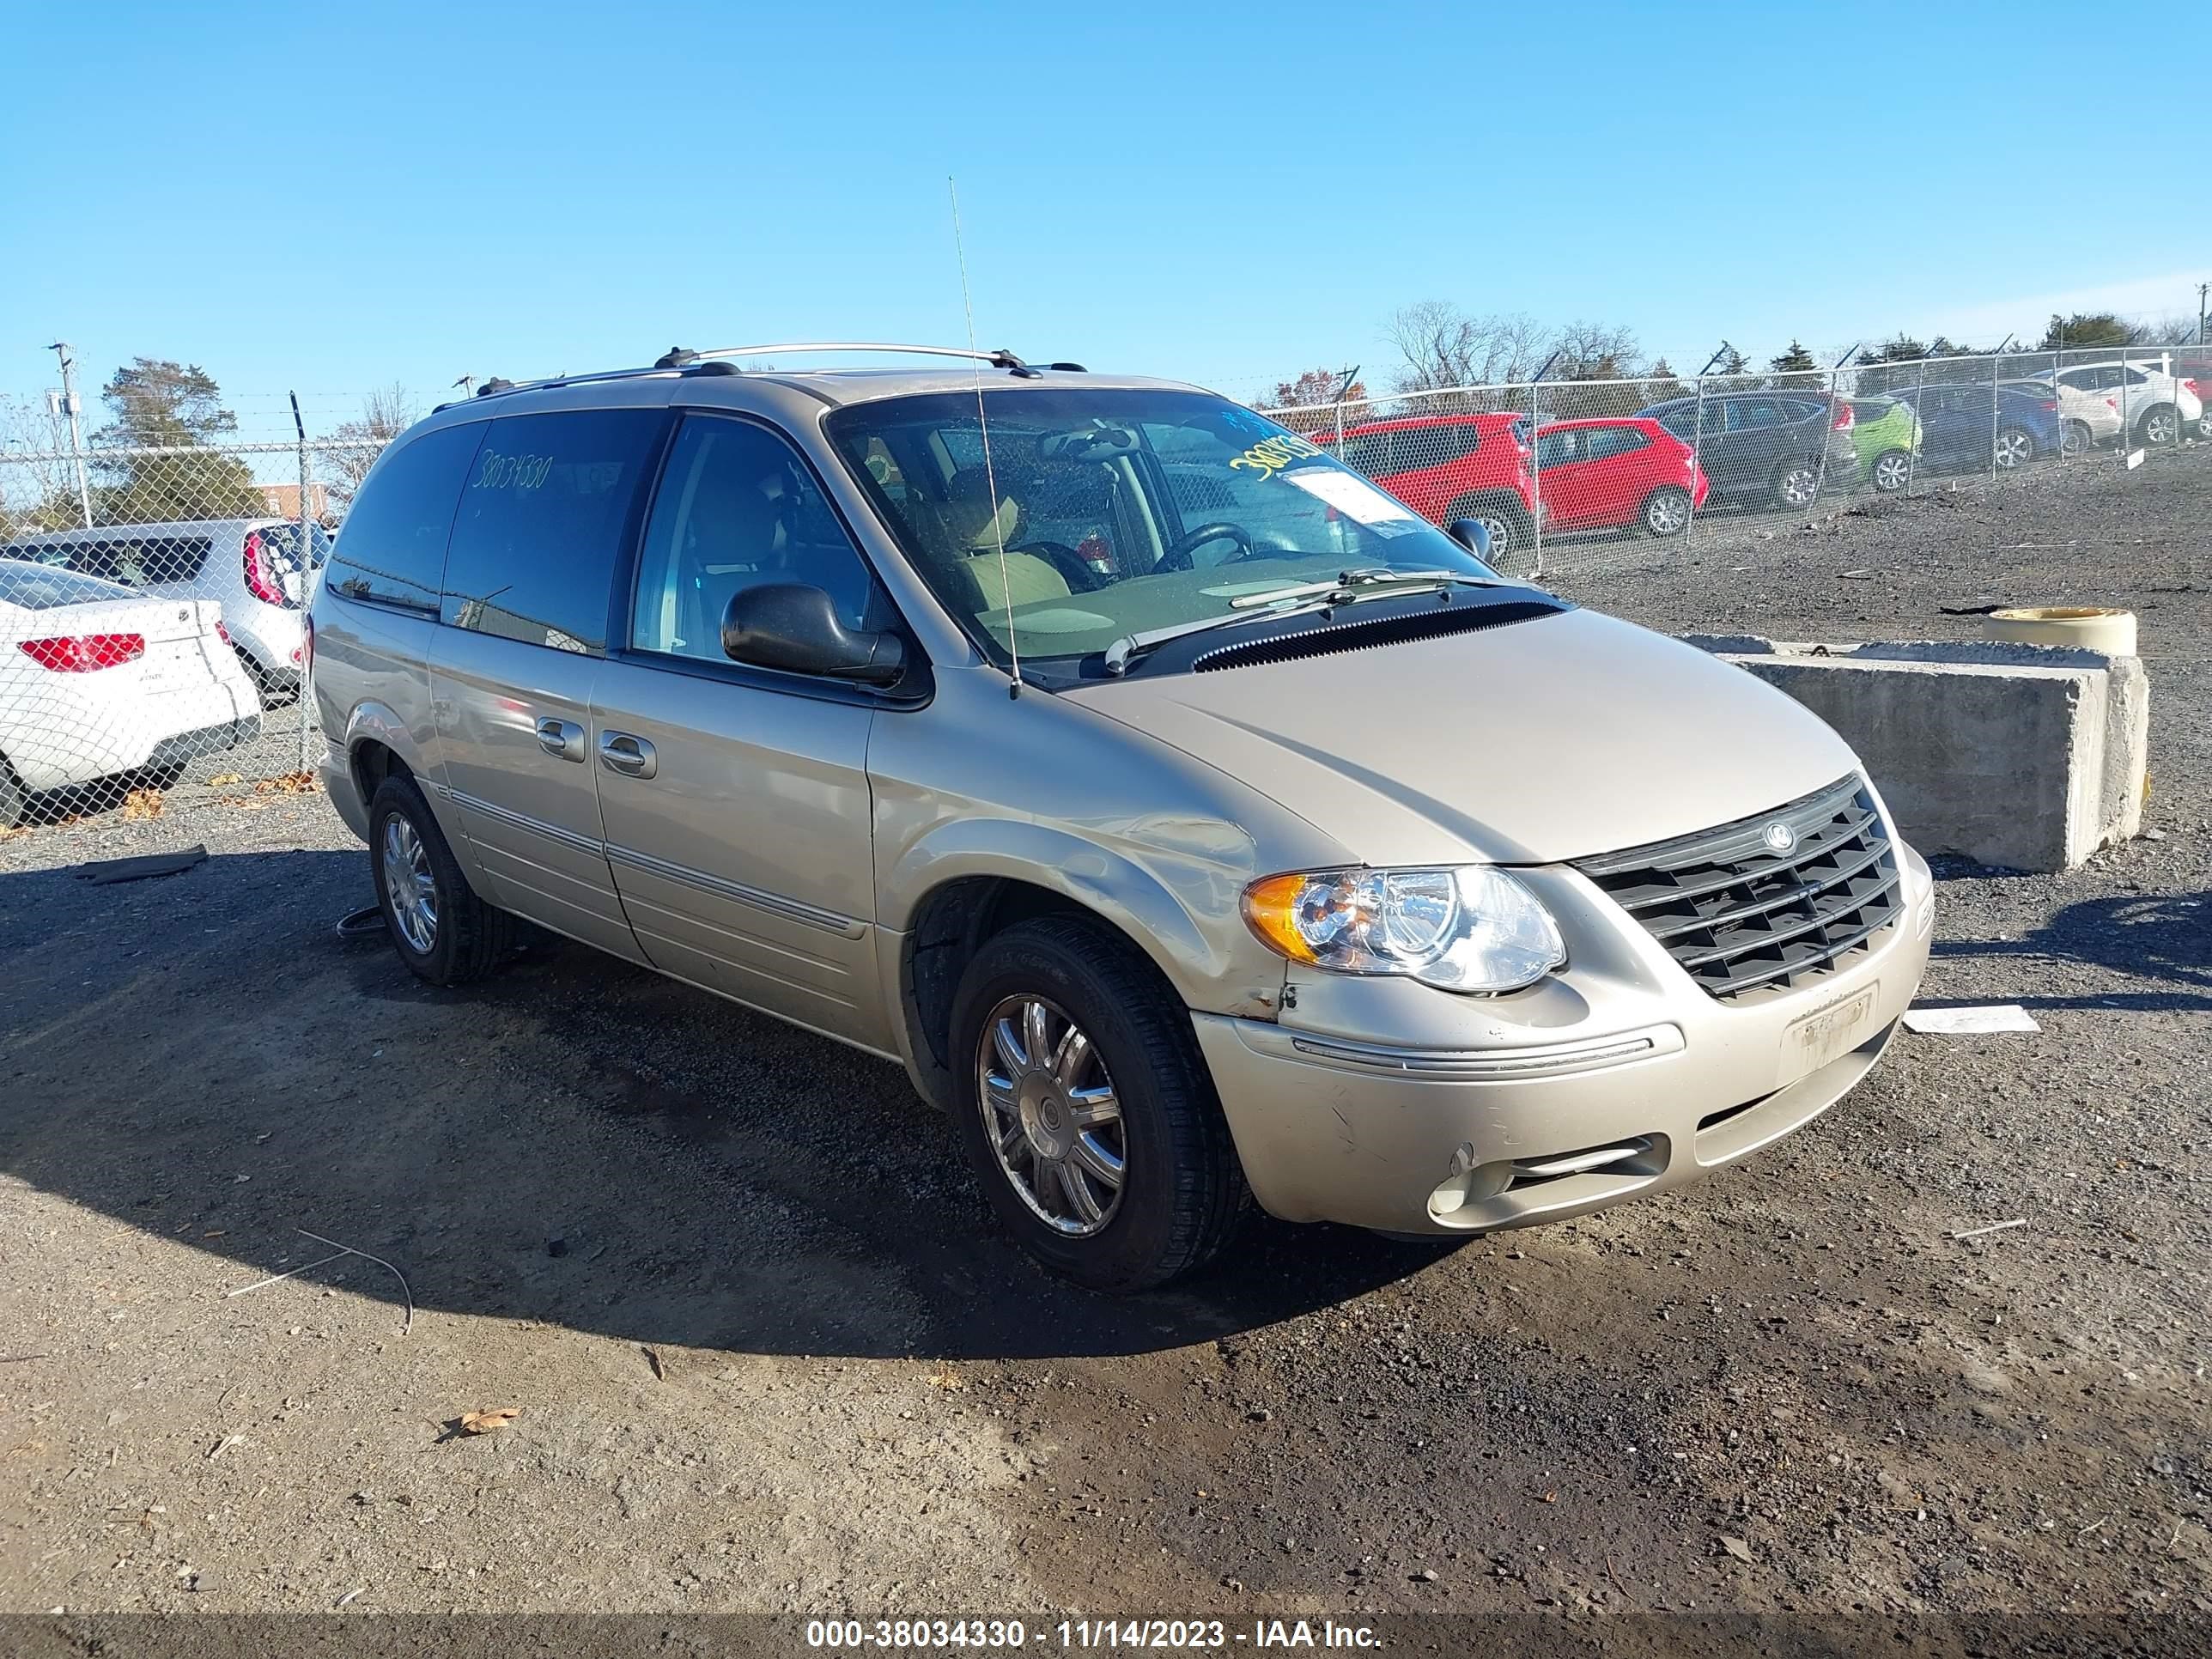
1575, 775, 1903, 1000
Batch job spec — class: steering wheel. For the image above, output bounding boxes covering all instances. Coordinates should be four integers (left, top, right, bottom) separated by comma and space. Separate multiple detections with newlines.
1158, 521, 1254, 573
1004, 540, 1102, 592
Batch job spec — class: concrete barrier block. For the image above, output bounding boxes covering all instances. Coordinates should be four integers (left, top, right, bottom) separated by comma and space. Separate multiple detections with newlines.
1719, 653, 2106, 872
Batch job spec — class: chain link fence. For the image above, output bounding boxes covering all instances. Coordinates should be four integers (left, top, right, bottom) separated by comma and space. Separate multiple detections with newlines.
1267, 345, 2210, 581
0, 437, 382, 828
0, 341, 2206, 833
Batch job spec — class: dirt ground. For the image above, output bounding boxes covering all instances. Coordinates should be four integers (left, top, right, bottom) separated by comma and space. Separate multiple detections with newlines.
2, 447, 2208, 1644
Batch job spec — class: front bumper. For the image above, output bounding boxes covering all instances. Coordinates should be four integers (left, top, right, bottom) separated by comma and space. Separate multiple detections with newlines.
1194, 848, 1934, 1235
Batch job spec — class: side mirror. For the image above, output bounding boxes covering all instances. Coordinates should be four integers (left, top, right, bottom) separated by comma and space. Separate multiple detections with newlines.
722, 583, 906, 687
1445, 518, 1496, 567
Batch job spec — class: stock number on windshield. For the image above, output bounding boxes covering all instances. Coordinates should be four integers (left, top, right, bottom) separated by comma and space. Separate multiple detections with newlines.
1227, 433, 1321, 480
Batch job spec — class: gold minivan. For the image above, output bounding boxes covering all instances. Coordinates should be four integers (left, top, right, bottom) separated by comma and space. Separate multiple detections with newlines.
312, 345, 1933, 1290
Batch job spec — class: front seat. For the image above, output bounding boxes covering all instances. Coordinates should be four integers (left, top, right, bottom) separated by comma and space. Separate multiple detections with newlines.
931, 470, 1071, 615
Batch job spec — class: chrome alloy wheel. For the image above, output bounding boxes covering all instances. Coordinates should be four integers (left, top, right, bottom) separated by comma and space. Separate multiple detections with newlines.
1644, 489, 1690, 534
1874, 450, 1912, 490
1779, 465, 1819, 507
1993, 429, 2033, 471
381, 813, 438, 954
975, 994, 1126, 1236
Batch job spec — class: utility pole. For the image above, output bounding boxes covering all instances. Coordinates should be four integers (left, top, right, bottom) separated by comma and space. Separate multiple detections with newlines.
2198, 283, 2208, 344
48, 342, 93, 529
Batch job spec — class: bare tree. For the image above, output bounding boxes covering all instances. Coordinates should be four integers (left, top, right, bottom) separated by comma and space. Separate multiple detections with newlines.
1385, 303, 1643, 394
322, 382, 418, 500
1385, 303, 1556, 392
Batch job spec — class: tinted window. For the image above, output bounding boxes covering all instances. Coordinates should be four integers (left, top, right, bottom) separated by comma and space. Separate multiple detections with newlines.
55, 535, 212, 587
324, 422, 484, 616
441, 410, 664, 654
1725, 399, 1783, 431
631, 415, 883, 662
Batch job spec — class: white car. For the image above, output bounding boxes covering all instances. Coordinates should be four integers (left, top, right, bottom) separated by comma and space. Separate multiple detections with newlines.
0, 517, 328, 702
0, 558, 262, 825
2051, 361, 2203, 447
2002, 378, 2124, 455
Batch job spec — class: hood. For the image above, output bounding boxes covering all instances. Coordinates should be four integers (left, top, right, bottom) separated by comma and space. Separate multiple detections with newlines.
1060, 607, 1860, 866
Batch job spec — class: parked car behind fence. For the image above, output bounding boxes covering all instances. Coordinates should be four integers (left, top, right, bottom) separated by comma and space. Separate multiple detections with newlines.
0, 557, 261, 825
1533, 417, 1708, 537
1636, 391, 1863, 510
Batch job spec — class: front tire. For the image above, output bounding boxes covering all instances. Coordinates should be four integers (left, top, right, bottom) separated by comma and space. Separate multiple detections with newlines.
1771, 459, 1820, 509
1443, 494, 1529, 555
367, 773, 510, 986
1640, 485, 1692, 536
949, 916, 1245, 1291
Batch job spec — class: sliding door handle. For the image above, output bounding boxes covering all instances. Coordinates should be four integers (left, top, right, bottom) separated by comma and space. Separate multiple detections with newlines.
535, 717, 586, 762
597, 731, 657, 780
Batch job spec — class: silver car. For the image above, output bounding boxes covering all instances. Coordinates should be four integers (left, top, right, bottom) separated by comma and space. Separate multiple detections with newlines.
310, 347, 1933, 1291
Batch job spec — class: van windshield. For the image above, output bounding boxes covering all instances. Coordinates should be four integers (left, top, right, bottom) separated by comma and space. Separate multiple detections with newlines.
824, 388, 1491, 671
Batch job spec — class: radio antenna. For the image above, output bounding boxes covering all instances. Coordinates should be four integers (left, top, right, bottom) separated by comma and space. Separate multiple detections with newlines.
949, 175, 1022, 699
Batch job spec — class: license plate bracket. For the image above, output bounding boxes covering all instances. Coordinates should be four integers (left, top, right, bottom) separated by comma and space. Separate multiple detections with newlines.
1779, 984, 1878, 1086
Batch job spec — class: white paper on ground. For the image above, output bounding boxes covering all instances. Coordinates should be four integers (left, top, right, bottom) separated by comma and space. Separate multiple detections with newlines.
1901, 1004, 2041, 1035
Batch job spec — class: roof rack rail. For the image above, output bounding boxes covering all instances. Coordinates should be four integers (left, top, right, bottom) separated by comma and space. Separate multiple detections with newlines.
434, 343, 1072, 412
695, 342, 1044, 377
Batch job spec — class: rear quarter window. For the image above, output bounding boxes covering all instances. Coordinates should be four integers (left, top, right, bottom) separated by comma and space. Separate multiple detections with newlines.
439, 409, 665, 653
324, 422, 486, 616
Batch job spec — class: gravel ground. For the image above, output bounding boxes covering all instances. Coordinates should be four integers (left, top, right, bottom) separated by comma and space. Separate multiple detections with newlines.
1, 445, 2207, 1641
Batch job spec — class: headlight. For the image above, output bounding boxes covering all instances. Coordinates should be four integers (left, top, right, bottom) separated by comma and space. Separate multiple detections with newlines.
1241, 866, 1565, 994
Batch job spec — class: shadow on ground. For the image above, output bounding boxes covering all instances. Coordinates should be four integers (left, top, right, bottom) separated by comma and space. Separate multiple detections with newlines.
0, 848, 1450, 1364
1929, 888, 2212, 1011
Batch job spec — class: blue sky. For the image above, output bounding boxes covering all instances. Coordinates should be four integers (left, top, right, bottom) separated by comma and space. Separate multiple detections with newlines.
3, 0, 2203, 440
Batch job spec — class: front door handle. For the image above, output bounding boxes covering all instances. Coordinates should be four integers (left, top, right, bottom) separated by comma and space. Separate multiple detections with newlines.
598, 730, 657, 780
536, 717, 586, 763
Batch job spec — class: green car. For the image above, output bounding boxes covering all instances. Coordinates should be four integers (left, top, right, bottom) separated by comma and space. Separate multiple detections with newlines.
1845, 396, 1923, 494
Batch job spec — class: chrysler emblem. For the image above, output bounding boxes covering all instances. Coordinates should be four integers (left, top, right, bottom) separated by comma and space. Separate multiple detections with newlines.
1761, 822, 1797, 854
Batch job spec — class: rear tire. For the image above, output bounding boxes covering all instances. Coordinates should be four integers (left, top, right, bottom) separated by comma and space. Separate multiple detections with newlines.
1870, 448, 1912, 492
2062, 421, 2092, 459
367, 773, 510, 986
1640, 486, 1692, 537
948, 915, 1246, 1292
2137, 404, 2179, 447
1991, 427, 2034, 471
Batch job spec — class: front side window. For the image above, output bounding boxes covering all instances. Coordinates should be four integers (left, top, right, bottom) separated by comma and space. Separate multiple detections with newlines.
825, 387, 1495, 676
630, 415, 883, 662
440, 410, 664, 653
323, 421, 486, 616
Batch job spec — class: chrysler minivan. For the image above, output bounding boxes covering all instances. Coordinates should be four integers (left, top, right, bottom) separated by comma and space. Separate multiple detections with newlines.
311, 347, 1933, 1291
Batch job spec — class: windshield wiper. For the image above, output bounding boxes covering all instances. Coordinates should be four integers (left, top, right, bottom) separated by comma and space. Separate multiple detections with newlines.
1097, 568, 1504, 677
1100, 591, 1340, 677
1225, 566, 1502, 609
